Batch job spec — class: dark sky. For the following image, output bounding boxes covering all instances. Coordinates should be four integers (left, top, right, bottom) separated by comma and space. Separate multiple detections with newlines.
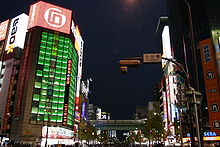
0, 0, 167, 120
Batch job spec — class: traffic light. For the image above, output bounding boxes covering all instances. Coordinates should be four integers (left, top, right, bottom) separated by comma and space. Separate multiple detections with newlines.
118, 60, 141, 67
119, 66, 128, 74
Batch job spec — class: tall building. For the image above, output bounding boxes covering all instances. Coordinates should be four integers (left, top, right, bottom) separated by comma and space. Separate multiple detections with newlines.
0, 13, 28, 140
0, 1, 84, 145
156, 17, 180, 145
166, 0, 220, 143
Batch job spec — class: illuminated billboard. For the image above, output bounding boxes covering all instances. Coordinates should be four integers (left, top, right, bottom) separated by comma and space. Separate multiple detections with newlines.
161, 26, 172, 68
42, 126, 73, 139
0, 20, 9, 41
5, 13, 28, 53
28, 1, 72, 34
199, 38, 220, 132
30, 31, 78, 126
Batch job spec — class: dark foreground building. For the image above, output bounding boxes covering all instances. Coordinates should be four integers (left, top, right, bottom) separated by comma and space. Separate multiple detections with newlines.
166, 0, 220, 144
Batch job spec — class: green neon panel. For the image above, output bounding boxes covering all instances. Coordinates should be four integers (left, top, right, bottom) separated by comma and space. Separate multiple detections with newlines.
39, 101, 46, 108
31, 107, 38, 114
52, 97, 58, 103
57, 116, 63, 122
36, 70, 43, 76
43, 71, 49, 77
59, 91, 65, 97
58, 103, 64, 109
53, 85, 59, 91
33, 94, 40, 101
52, 103, 58, 109
67, 120, 73, 126
56, 68, 61, 73
38, 108, 45, 114
57, 110, 63, 116
34, 82, 41, 88
54, 79, 60, 85
45, 54, 50, 60
44, 115, 48, 121
41, 89, 47, 96
41, 83, 47, 89
60, 74, 66, 80
37, 115, 44, 121
54, 73, 60, 79
41, 96, 46, 101
60, 86, 65, 91
60, 80, 65, 85
53, 91, 59, 97
43, 66, 50, 71
58, 98, 64, 103
32, 31, 79, 125
56, 62, 62, 68
38, 58, 44, 65
45, 60, 50, 66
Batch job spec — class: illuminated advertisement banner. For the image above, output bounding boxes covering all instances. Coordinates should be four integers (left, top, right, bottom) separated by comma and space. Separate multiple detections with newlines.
199, 38, 220, 133
28, 1, 72, 34
0, 20, 9, 41
81, 102, 86, 119
42, 126, 73, 139
63, 104, 68, 126
2, 74, 15, 133
161, 26, 172, 68
5, 13, 28, 54
15, 32, 31, 117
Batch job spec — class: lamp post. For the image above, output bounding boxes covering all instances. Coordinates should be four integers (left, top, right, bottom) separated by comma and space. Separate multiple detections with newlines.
118, 54, 202, 147
182, 0, 202, 146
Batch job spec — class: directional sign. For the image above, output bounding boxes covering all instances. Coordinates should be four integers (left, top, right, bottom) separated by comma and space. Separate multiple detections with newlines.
143, 53, 162, 63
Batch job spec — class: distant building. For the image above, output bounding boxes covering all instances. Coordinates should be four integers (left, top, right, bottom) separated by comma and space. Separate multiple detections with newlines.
148, 101, 159, 112
136, 106, 148, 119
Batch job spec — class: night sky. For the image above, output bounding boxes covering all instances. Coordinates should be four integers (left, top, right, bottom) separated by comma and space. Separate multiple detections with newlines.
0, 0, 167, 120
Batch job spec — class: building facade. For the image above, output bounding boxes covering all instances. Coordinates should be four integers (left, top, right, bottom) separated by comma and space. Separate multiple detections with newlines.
0, 1, 84, 145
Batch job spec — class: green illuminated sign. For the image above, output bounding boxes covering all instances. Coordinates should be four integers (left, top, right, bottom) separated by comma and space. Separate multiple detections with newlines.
30, 31, 78, 126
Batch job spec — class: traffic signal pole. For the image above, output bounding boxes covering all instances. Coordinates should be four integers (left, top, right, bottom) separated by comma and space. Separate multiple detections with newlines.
118, 55, 202, 147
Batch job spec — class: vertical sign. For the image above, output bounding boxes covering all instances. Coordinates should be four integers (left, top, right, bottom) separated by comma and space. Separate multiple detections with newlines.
5, 14, 28, 54
199, 38, 220, 133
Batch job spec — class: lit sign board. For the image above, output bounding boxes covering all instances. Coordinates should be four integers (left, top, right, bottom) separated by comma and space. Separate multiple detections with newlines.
5, 13, 28, 54
187, 132, 217, 137
204, 131, 217, 137
81, 102, 86, 119
161, 26, 172, 68
66, 59, 72, 84
199, 39, 220, 133
202, 44, 211, 63
0, 20, 9, 41
63, 104, 68, 125
143, 53, 161, 63
28, 1, 72, 34
42, 126, 73, 139
183, 136, 220, 142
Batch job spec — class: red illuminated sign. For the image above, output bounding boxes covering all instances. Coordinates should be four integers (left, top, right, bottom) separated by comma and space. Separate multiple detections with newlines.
2, 74, 15, 132
66, 59, 72, 84
0, 20, 9, 41
63, 104, 68, 125
15, 33, 31, 117
28, 1, 72, 34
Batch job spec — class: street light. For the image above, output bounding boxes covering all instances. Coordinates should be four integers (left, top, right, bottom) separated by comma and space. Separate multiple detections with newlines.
181, 0, 202, 146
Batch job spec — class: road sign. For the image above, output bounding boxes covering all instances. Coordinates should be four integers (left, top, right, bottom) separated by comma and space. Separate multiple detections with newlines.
143, 53, 161, 63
